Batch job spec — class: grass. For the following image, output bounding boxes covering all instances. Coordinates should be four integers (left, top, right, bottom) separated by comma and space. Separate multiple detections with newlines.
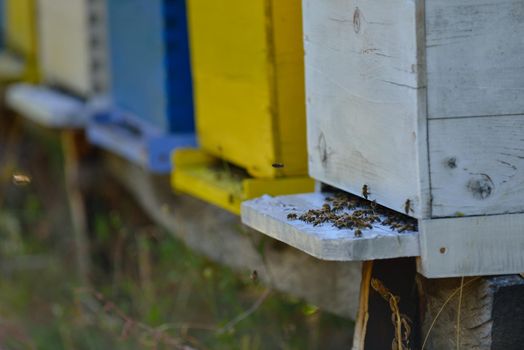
0, 118, 354, 349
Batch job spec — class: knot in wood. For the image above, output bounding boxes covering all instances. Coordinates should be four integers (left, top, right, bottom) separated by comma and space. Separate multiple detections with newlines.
467, 174, 494, 200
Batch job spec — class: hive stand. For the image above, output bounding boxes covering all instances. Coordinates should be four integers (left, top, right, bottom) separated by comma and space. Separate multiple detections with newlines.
88, 108, 196, 174
242, 191, 524, 349
6, 83, 87, 128
172, 149, 315, 215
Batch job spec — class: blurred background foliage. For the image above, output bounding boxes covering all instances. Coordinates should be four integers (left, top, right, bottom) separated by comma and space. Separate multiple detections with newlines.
0, 115, 353, 349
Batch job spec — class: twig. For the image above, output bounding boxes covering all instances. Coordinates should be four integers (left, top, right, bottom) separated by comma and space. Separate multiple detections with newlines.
421, 277, 480, 350
456, 276, 464, 350
216, 288, 271, 335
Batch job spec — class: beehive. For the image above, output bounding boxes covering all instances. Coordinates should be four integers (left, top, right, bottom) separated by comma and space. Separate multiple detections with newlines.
106, 0, 193, 133
304, 0, 524, 220
173, 0, 314, 214
2, 0, 38, 81
87, 0, 195, 173
241, 0, 524, 278
37, 0, 107, 97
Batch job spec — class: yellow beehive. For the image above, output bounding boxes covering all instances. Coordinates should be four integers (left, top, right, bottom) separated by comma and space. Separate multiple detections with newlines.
173, 0, 313, 214
188, 0, 307, 178
4, 0, 39, 82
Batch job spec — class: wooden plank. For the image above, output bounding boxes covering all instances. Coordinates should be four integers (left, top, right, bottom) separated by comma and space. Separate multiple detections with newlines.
86, 109, 196, 173
418, 213, 524, 278
6, 83, 86, 128
426, 0, 524, 119
303, 0, 426, 217
429, 115, 524, 217
187, 0, 307, 178
172, 149, 314, 214
241, 193, 420, 261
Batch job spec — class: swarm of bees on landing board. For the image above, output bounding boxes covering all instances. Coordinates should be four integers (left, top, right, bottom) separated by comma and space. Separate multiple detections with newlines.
286, 187, 417, 238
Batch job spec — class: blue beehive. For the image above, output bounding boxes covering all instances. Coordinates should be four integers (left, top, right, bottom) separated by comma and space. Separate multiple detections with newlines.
87, 0, 195, 173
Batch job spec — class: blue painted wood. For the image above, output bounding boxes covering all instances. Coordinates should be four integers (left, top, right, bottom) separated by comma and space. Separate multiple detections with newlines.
106, 0, 194, 133
87, 109, 196, 173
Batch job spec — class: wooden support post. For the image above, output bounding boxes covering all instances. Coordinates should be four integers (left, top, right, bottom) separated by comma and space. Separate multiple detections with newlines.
353, 258, 421, 350
61, 130, 91, 286
355, 260, 524, 350
419, 275, 524, 350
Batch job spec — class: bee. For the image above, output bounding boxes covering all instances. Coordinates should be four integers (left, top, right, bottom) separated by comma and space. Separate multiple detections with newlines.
12, 173, 31, 186
272, 163, 285, 168
354, 229, 363, 238
404, 199, 414, 215
321, 203, 331, 212
362, 184, 371, 200
287, 213, 298, 220
250, 270, 259, 284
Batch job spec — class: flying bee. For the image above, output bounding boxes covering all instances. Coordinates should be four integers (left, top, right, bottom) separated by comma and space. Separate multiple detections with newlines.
404, 199, 414, 215
287, 213, 298, 220
272, 163, 285, 168
362, 184, 371, 200
354, 229, 363, 238
12, 173, 31, 186
250, 270, 259, 284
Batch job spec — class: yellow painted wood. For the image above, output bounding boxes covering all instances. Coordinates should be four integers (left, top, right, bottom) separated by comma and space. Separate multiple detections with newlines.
4, 0, 39, 82
187, 0, 307, 178
172, 149, 314, 215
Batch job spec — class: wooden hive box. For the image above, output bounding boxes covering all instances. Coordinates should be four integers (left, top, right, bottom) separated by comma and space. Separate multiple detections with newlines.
0, 0, 38, 82
86, 0, 196, 173
5, 0, 107, 128
37, 0, 107, 97
241, 0, 524, 278
172, 0, 314, 214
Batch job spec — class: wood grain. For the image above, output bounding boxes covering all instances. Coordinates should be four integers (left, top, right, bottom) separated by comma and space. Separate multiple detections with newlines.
429, 115, 524, 217
426, 0, 524, 118
241, 193, 420, 261
419, 213, 524, 277
303, 0, 426, 217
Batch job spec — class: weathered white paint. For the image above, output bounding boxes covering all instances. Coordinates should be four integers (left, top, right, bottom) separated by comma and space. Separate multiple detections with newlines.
241, 193, 420, 261
38, 0, 107, 97
303, 0, 426, 218
418, 213, 524, 278
6, 83, 86, 128
429, 116, 524, 217
426, 0, 524, 118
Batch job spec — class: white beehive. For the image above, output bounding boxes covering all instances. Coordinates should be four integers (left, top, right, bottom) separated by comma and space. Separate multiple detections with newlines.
242, 0, 524, 278
38, 0, 108, 97
305, 0, 524, 219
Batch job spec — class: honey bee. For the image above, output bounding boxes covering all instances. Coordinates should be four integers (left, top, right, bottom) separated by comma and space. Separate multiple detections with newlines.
12, 173, 31, 186
362, 185, 371, 200
250, 270, 259, 283
287, 213, 298, 220
404, 199, 414, 215
321, 203, 331, 212
354, 229, 363, 238
272, 163, 285, 168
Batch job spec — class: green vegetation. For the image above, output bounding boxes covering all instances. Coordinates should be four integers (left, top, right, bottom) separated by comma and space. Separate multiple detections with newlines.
0, 121, 353, 349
